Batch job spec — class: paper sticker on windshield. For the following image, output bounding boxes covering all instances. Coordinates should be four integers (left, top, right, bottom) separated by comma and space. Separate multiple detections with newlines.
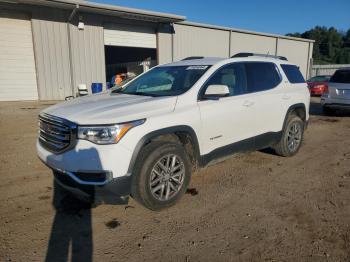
186, 66, 208, 70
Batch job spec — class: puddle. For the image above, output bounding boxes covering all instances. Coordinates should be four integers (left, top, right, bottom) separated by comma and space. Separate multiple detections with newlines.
20, 107, 37, 110
320, 118, 339, 123
186, 188, 198, 196
38, 195, 50, 200
105, 219, 120, 229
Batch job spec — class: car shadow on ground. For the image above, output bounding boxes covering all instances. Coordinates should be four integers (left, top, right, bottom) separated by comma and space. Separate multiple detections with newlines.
45, 180, 128, 262
309, 99, 324, 116
45, 181, 94, 262
44, 147, 128, 262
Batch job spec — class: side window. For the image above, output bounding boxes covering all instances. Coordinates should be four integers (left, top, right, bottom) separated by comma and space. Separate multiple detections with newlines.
245, 62, 281, 93
281, 64, 305, 83
203, 63, 248, 97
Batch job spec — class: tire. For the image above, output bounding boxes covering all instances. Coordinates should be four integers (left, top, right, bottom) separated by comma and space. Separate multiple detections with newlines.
131, 141, 192, 211
322, 105, 335, 116
273, 114, 305, 157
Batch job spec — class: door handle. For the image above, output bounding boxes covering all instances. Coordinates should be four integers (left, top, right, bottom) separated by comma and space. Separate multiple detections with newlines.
282, 94, 291, 100
242, 100, 254, 107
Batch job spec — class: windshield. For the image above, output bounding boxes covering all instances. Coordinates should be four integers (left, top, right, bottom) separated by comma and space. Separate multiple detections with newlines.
112, 65, 210, 97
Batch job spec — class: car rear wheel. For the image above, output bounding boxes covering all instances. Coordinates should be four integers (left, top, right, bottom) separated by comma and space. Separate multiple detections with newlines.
273, 114, 304, 157
131, 141, 192, 210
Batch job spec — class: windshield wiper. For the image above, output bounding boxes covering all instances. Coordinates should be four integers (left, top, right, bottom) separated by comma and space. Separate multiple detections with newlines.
111, 87, 123, 93
124, 92, 158, 97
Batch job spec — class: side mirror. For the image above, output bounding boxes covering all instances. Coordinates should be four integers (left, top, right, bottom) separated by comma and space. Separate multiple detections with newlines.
203, 85, 230, 100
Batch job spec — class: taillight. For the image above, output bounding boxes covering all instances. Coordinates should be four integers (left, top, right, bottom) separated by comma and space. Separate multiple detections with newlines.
323, 84, 329, 94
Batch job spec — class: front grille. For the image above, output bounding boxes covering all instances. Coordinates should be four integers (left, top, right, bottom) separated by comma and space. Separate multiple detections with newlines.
39, 113, 76, 153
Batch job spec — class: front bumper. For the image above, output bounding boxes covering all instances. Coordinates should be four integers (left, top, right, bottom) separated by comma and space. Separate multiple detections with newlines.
53, 168, 131, 204
37, 139, 134, 202
37, 139, 133, 178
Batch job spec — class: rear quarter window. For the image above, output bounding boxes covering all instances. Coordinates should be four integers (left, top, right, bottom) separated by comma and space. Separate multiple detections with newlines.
281, 64, 305, 84
330, 70, 350, 84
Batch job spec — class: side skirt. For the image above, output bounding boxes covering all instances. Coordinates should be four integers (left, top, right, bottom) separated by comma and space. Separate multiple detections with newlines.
199, 131, 282, 168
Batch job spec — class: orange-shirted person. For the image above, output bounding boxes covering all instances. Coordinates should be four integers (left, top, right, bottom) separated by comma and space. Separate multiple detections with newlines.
111, 74, 124, 87
115, 74, 123, 85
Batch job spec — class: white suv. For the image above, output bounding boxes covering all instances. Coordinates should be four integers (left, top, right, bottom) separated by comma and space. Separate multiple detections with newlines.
37, 53, 310, 210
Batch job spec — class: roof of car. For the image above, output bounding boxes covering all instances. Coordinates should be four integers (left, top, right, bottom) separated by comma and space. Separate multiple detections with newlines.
160, 56, 293, 67
159, 57, 225, 67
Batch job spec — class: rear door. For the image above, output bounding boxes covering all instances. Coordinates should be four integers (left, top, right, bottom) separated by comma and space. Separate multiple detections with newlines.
243, 62, 286, 140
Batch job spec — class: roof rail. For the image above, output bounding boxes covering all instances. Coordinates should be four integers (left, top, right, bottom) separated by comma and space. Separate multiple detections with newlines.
231, 52, 288, 61
182, 56, 205, 61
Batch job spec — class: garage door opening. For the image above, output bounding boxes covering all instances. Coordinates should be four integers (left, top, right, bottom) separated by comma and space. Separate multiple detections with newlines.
105, 46, 157, 87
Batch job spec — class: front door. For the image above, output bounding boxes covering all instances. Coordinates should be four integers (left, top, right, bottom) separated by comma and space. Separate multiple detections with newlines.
198, 62, 257, 155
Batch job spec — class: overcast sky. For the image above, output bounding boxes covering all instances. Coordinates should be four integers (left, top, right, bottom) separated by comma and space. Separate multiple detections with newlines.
91, 0, 350, 35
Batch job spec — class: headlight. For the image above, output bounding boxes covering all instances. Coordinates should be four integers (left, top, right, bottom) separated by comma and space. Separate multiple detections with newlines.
77, 119, 145, 144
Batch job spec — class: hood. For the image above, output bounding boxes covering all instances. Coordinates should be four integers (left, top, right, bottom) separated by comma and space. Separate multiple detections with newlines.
42, 92, 178, 125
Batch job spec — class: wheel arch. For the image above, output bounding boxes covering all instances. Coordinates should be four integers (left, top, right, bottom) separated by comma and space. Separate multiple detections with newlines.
282, 103, 307, 130
127, 126, 201, 175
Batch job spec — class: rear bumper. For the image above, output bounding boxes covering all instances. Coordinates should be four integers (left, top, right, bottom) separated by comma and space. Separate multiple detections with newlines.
321, 96, 350, 109
310, 90, 323, 96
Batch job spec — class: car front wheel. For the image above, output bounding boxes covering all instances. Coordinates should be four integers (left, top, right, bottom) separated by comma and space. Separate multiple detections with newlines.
131, 141, 192, 210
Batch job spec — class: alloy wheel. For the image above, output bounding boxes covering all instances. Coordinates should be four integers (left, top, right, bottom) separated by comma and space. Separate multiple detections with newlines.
287, 122, 302, 152
149, 154, 185, 201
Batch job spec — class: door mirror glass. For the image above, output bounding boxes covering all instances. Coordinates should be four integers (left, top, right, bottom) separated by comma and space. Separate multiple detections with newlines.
204, 85, 230, 99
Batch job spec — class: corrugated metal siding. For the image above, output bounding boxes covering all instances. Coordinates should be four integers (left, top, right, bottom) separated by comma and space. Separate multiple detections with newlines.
173, 24, 230, 60
157, 24, 173, 64
0, 11, 38, 101
69, 15, 106, 94
277, 38, 310, 78
157, 31, 172, 64
31, 9, 72, 100
230, 32, 276, 56
32, 10, 106, 99
0, 3, 314, 100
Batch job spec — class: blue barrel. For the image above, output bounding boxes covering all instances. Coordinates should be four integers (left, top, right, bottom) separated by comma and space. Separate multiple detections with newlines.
91, 83, 103, 94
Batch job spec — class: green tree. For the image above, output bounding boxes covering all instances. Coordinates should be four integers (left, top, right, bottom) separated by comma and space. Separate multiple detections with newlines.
287, 26, 350, 64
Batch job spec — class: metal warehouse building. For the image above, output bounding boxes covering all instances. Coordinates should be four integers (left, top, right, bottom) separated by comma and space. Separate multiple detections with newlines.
0, 0, 314, 101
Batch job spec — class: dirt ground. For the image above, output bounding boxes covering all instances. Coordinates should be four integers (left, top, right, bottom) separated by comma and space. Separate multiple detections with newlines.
0, 97, 350, 262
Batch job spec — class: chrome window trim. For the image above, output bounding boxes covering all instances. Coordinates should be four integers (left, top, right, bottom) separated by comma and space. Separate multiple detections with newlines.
198, 61, 283, 101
